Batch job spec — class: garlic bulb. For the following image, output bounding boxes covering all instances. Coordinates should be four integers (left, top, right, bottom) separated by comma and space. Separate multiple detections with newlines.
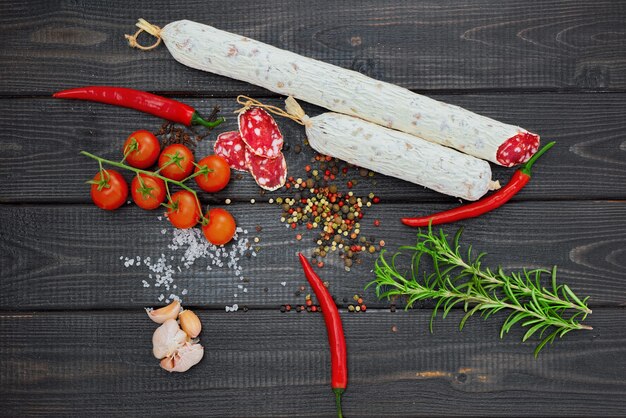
152, 318, 187, 359
146, 300, 181, 324
160, 342, 204, 373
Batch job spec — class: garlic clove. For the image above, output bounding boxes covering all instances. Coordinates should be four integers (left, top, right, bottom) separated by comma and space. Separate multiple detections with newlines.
160, 356, 175, 370
146, 300, 181, 324
152, 318, 187, 359
179, 309, 202, 338
160, 342, 204, 373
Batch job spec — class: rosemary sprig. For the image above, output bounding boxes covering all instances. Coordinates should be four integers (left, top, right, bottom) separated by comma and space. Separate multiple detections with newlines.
367, 227, 592, 356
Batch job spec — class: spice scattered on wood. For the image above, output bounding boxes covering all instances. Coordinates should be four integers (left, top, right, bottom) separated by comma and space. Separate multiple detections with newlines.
121, 220, 252, 303
274, 153, 380, 270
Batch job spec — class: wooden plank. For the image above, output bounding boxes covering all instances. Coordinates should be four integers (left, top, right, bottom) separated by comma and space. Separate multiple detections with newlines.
1, 201, 624, 310
1, 0, 626, 95
1, 94, 625, 203
1, 309, 624, 416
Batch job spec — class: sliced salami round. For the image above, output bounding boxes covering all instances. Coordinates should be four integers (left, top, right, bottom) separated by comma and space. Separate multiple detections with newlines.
213, 131, 249, 172
496, 132, 540, 167
238, 107, 283, 159
246, 151, 287, 191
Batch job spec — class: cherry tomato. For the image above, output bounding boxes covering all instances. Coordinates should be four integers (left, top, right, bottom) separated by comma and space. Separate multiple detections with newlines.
202, 208, 236, 245
166, 190, 200, 229
194, 155, 231, 193
123, 130, 160, 169
131, 174, 166, 210
158, 144, 195, 181
90, 169, 128, 210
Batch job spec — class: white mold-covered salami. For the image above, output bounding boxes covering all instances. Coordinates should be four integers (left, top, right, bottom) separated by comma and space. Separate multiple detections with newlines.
300, 111, 494, 201
153, 19, 539, 166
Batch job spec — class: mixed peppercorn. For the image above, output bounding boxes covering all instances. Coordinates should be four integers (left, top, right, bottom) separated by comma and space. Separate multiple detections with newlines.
274, 153, 383, 270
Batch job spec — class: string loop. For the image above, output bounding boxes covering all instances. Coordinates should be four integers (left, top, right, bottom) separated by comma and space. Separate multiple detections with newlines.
125, 18, 162, 51
236, 95, 311, 127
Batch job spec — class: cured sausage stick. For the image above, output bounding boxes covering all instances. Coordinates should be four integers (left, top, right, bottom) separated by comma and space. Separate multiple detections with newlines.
284, 98, 497, 201
128, 19, 540, 167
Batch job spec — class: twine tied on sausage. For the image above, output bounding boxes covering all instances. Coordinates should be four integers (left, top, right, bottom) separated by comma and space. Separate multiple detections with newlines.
235, 95, 312, 127
125, 18, 162, 51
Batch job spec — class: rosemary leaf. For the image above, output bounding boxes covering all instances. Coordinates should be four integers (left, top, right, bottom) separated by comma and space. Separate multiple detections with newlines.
367, 226, 592, 356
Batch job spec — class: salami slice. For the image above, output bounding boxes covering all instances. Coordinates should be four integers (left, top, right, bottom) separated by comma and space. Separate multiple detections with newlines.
213, 131, 249, 172
238, 107, 283, 159
246, 151, 287, 191
496, 132, 540, 167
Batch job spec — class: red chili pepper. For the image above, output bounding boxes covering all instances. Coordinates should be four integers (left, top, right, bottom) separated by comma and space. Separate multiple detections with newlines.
53, 86, 224, 128
298, 253, 347, 418
401, 141, 555, 227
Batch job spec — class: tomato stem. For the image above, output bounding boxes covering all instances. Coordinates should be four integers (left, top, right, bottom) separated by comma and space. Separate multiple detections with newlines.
81, 150, 208, 223
121, 136, 138, 164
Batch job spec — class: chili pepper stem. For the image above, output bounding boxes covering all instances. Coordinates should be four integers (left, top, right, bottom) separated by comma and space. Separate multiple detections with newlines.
80, 150, 208, 223
334, 388, 344, 418
191, 112, 225, 129
519, 141, 556, 176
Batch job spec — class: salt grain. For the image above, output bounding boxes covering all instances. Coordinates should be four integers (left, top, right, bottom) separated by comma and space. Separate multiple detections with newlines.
121, 222, 251, 303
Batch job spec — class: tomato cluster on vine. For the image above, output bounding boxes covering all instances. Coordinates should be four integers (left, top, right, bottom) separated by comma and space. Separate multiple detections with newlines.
88, 130, 236, 246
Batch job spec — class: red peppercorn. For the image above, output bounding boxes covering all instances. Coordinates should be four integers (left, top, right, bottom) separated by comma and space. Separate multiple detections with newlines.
286, 304, 292, 311
317, 261, 324, 268
305, 165, 311, 172
291, 223, 297, 229
361, 305, 367, 312
373, 196, 380, 203
311, 305, 318, 312
374, 219, 380, 227
306, 299, 313, 307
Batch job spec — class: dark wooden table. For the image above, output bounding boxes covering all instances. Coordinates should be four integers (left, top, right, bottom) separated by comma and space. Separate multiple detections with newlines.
2, 1, 626, 416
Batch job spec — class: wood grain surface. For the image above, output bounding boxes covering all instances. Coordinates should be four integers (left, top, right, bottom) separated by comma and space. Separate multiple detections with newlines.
1, 94, 626, 203
1, 201, 624, 310
1, 310, 624, 417
1, 0, 626, 95
1, 0, 626, 416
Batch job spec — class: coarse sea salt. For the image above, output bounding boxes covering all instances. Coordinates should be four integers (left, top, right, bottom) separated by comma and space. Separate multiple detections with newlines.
121, 220, 251, 303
